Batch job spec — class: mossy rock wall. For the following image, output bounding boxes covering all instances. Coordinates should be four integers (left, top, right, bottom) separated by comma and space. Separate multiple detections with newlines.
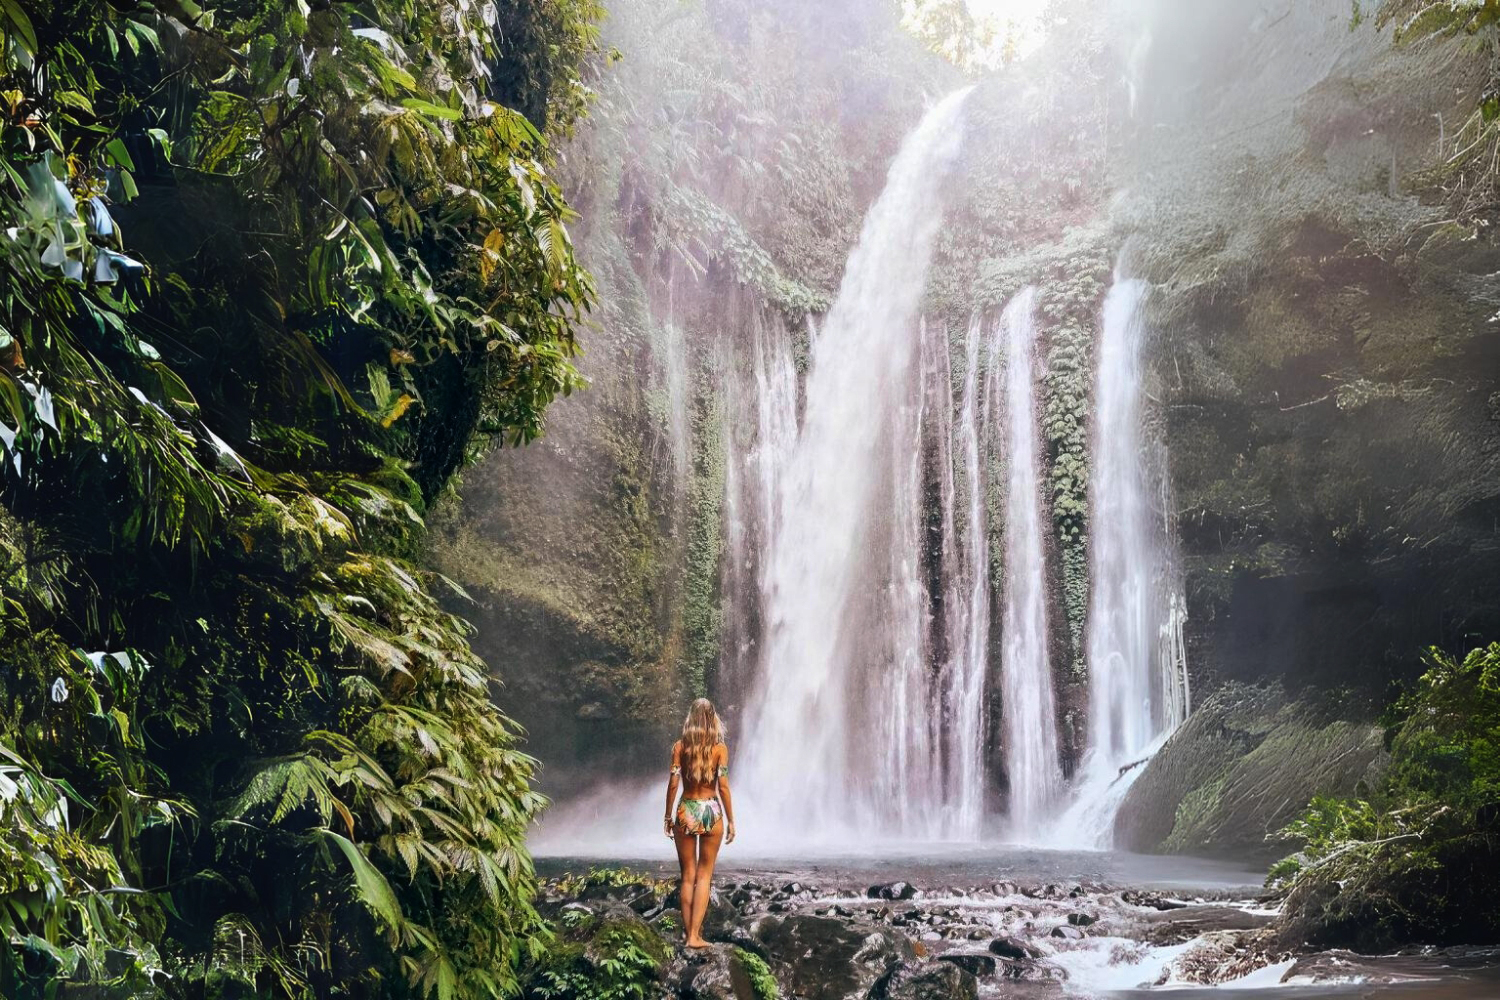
1114, 684, 1387, 861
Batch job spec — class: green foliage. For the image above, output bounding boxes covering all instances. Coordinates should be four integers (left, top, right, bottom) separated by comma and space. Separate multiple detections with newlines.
524, 921, 665, 1000
1270, 644, 1500, 944
551, 868, 665, 897
0, 0, 600, 996
683, 384, 727, 698
736, 946, 781, 1000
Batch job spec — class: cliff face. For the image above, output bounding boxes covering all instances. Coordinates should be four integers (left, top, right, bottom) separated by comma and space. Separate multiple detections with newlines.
1130, 2, 1500, 702
437, 0, 1500, 831
1111, 3, 1500, 850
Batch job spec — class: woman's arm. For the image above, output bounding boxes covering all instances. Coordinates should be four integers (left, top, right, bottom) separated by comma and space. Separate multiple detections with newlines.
717, 743, 735, 844
663, 741, 681, 839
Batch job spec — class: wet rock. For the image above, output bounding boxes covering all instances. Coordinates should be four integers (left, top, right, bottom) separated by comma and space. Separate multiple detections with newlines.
870, 960, 978, 1000
936, 953, 996, 977
1122, 889, 1187, 911
747, 913, 915, 1000
1050, 925, 1086, 940
990, 881, 1017, 896
1144, 905, 1274, 946
869, 881, 918, 901
1165, 930, 1283, 986
678, 944, 760, 1000
1068, 912, 1096, 926
782, 881, 803, 894
987, 936, 1042, 961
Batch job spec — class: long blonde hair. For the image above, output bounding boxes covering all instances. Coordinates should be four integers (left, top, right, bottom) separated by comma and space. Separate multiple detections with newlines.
680, 698, 725, 785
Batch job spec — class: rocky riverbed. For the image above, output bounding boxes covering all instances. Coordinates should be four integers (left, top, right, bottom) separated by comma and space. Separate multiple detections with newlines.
531, 866, 1500, 999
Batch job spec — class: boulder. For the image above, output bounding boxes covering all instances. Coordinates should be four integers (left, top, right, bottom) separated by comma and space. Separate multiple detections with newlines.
986, 936, 1041, 961
935, 953, 996, 977
870, 960, 978, 1000
868, 881, 918, 901
1049, 925, 1086, 940
1067, 912, 1096, 926
678, 945, 760, 1000
747, 913, 916, 1000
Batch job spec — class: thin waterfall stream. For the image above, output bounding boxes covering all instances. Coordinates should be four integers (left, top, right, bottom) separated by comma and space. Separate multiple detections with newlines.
997, 289, 1064, 835
1049, 275, 1191, 847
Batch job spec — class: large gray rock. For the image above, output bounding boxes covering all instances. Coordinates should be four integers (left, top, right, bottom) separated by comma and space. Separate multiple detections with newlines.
1113, 684, 1385, 860
746, 913, 916, 1000
870, 960, 978, 1000
677, 944, 760, 1000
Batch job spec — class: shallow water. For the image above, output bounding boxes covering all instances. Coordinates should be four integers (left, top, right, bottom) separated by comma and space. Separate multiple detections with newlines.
534, 849, 1500, 999
535, 846, 1264, 894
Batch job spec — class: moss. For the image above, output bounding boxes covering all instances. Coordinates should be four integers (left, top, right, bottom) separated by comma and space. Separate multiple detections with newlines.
682, 379, 728, 699
1118, 683, 1388, 859
1161, 778, 1229, 854
735, 947, 781, 1000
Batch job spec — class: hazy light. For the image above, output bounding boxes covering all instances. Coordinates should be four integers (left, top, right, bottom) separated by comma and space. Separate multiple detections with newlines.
965, 0, 1050, 59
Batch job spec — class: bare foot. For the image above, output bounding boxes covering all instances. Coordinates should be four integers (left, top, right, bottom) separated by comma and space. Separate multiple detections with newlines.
685, 937, 710, 949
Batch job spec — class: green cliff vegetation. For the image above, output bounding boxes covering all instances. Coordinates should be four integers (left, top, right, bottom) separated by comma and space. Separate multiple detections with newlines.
0, 0, 598, 996
1270, 643, 1500, 950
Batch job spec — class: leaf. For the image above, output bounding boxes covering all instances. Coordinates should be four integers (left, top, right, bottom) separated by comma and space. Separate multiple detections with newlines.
0, 0, 38, 54
322, 829, 404, 931
380, 394, 417, 428
105, 138, 136, 171
400, 98, 462, 121
149, 361, 201, 415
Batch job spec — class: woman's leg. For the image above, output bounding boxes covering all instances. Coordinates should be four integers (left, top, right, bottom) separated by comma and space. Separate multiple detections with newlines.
672, 828, 698, 941
686, 824, 724, 946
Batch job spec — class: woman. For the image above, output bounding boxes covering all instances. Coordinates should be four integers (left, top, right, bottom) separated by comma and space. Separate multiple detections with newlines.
663, 698, 736, 949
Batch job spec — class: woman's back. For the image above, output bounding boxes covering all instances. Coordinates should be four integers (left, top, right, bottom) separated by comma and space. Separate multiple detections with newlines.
674, 738, 726, 799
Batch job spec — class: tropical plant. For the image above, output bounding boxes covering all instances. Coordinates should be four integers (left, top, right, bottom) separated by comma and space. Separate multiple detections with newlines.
1269, 643, 1500, 947
0, 0, 600, 996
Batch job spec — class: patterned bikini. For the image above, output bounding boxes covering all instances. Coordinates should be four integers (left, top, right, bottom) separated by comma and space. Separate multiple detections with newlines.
672, 763, 729, 836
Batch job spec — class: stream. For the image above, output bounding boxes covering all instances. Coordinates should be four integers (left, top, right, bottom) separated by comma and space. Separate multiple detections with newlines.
534, 849, 1500, 999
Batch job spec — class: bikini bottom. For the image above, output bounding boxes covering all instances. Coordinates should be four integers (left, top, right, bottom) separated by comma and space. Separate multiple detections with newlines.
675, 797, 722, 837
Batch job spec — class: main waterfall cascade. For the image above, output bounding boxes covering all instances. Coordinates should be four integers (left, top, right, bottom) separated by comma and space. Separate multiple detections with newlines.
735, 86, 977, 842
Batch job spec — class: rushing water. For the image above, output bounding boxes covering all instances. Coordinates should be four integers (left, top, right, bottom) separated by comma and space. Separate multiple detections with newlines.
717, 311, 800, 717
737, 87, 975, 843
1051, 276, 1191, 847
998, 290, 1065, 833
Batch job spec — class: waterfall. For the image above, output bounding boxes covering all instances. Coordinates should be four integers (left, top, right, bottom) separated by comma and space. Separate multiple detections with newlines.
997, 289, 1064, 834
1050, 275, 1191, 848
929, 315, 991, 837
719, 312, 800, 716
738, 88, 974, 843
